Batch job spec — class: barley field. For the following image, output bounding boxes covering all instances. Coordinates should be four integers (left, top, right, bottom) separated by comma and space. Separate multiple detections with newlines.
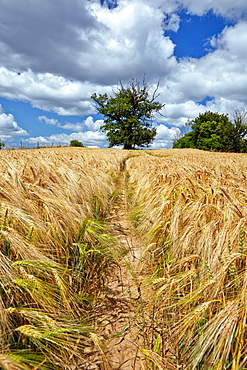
0, 147, 247, 370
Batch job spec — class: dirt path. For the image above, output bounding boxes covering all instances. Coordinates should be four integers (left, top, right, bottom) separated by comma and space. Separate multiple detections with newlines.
87, 162, 178, 370
94, 165, 146, 369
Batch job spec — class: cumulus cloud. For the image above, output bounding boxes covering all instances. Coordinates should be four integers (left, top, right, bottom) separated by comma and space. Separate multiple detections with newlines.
27, 114, 106, 147
38, 116, 59, 126
206, 97, 247, 118
156, 101, 207, 127
163, 13, 181, 32
23, 130, 107, 148
0, 0, 247, 148
0, 105, 28, 139
0, 68, 96, 116
210, 21, 247, 59
153, 20, 247, 114
38, 115, 84, 131
0, 0, 246, 116
149, 124, 179, 149
23, 124, 176, 150
0, 0, 177, 85
181, 0, 247, 19
88, 0, 177, 81
84, 116, 104, 131
122, 0, 247, 19
0, 0, 104, 79
38, 115, 103, 132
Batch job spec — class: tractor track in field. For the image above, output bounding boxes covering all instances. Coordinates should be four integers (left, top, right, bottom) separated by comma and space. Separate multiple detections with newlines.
97, 164, 145, 369
82, 158, 179, 370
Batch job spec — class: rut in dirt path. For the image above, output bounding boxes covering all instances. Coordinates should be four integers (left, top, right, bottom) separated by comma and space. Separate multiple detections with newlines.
95, 164, 146, 370
91, 160, 179, 370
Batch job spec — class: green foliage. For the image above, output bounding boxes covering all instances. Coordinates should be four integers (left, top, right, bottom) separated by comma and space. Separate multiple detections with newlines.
173, 110, 247, 152
232, 109, 247, 152
0, 140, 5, 150
69, 139, 84, 147
91, 79, 164, 149
173, 131, 195, 149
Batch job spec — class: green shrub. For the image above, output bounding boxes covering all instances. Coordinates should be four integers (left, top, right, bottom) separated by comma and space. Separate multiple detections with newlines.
69, 140, 84, 147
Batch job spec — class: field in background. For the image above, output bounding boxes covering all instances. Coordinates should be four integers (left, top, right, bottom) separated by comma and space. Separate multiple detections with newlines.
0, 147, 247, 369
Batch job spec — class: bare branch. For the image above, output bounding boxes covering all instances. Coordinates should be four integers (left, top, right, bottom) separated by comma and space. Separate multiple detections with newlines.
152, 80, 160, 102
233, 108, 247, 125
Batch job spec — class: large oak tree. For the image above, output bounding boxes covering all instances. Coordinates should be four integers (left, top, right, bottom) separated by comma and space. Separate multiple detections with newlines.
91, 79, 164, 149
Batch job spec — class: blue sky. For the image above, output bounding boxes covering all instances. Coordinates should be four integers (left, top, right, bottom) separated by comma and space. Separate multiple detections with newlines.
0, 0, 246, 149
167, 11, 232, 58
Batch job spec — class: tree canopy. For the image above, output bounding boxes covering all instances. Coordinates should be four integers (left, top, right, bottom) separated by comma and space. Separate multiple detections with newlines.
173, 110, 247, 152
0, 140, 5, 150
70, 140, 84, 147
91, 79, 164, 149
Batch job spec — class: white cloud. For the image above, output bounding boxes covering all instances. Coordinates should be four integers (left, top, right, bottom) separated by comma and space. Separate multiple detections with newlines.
0, 0, 246, 149
38, 116, 59, 126
0, 0, 104, 79
88, 0, 177, 80
24, 122, 177, 150
61, 123, 84, 132
0, 68, 95, 116
154, 20, 247, 111
206, 97, 247, 117
0, 0, 246, 118
84, 116, 103, 131
0, 0, 177, 86
210, 21, 247, 59
149, 124, 179, 149
23, 130, 107, 148
156, 101, 207, 126
185, 0, 247, 19
126, 0, 247, 19
163, 13, 181, 32
0, 104, 28, 139
38, 115, 103, 132
38, 115, 84, 131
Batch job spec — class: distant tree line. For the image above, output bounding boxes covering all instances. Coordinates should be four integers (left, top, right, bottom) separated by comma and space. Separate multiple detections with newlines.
92, 79, 247, 153
1, 77, 246, 153
173, 110, 247, 153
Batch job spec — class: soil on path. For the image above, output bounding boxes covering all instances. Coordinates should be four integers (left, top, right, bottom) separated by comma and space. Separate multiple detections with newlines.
96, 167, 145, 369
85, 163, 178, 370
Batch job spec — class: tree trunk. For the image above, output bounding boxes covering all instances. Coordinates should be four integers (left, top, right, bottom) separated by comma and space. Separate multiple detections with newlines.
123, 143, 133, 149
